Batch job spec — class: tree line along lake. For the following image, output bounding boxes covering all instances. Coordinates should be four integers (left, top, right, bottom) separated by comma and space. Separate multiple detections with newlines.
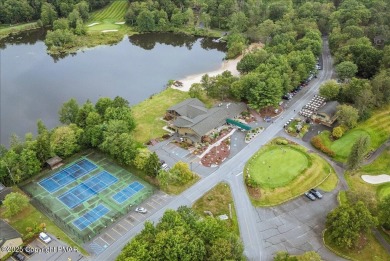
0, 30, 227, 146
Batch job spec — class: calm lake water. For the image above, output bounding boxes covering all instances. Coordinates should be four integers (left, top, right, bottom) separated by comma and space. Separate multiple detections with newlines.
0, 30, 226, 146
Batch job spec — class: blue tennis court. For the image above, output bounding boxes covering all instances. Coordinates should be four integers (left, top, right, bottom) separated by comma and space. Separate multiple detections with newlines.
58, 171, 118, 209
39, 159, 97, 193
112, 181, 145, 204
73, 204, 110, 231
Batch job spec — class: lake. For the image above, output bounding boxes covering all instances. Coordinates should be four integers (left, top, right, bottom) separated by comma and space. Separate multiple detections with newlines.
0, 30, 226, 146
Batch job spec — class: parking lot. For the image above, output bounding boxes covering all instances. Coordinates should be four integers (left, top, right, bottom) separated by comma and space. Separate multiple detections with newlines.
84, 191, 173, 256
7, 233, 84, 261
255, 186, 344, 261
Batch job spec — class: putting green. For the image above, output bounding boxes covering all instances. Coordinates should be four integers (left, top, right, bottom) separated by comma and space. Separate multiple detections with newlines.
248, 146, 310, 188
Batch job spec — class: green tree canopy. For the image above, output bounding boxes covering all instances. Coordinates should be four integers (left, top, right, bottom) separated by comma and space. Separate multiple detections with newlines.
2, 192, 29, 218
378, 195, 390, 230
335, 61, 358, 82
319, 80, 340, 100
336, 104, 359, 129
347, 134, 371, 170
326, 201, 377, 248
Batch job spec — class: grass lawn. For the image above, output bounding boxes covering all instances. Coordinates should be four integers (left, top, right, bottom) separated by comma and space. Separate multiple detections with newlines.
132, 88, 190, 143
0, 22, 39, 39
160, 175, 200, 195
317, 105, 390, 162
0, 188, 88, 255
377, 183, 390, 201
88, 0, 128, 32
192, 183, 239, 235
324, 229, 389, 261
318, 129, 369, 162
248, 146, 310, 188
246, 139, 336, 206
317, 171, 339, 192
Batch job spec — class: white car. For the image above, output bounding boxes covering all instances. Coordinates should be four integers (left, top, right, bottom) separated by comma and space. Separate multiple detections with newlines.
135, 207, 147, 214
39, 232, 52, 244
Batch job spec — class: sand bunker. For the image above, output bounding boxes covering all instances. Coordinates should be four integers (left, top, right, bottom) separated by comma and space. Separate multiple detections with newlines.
102, 30, 118, 33
87, 22, 100, 27
115, 22, 126, 25
361, 174, 390, 184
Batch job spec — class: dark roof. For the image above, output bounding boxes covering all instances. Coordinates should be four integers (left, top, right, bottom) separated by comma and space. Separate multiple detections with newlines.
0, 219, 21, 246
167, 98, 207, 118
317, 101, 340, 117
46, 156, 63, 167
172, 101, 247, 138
0, 183, 12, 201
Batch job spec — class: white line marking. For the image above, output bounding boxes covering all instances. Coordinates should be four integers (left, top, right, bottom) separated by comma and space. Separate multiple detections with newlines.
104, 232, 115, 241
123, 219, 133, 226
112, 228, 122, 236
117, 223, 128, 231
130, 215, 139, 222
146, 202, 155, 209
236, 172, 243, 176
99, 236, 110, 245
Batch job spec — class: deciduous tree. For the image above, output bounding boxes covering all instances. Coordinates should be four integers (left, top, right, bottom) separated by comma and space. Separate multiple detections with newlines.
3, 192, 29, 218
336, 104, 359, 129
319, 80, 340, 100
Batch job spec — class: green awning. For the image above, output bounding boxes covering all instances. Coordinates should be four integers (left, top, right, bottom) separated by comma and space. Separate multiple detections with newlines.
226, 118, 251, 130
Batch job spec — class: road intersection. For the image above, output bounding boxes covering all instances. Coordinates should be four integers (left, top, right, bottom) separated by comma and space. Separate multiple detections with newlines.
93, 37, 345, 261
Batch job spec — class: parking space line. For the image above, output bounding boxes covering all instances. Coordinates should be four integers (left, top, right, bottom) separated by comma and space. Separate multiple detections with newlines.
123, 218, 134, 226
117, 223, 128, 231
99, 236, 110, 246
146, 202, 155, 209
106, 231, 116, 241
151, 198, 162, 205
129, 215, 139, 222
111, 227, 122, 236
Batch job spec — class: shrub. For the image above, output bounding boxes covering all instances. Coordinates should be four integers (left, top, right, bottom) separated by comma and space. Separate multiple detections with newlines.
245, 175, 260, 188
276, 138, 288, 145
332, 126, 344, 139
311, 136, 335, 157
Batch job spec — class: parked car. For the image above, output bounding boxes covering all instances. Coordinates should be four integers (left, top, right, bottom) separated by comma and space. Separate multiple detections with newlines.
135, 207, 147, 214
39, 232, 52, 244
22, 246, 34, 256
12, 252, 25, 261
304, 192, 316, 201
282, 94, 292, 100
310, 189, 323, 199
161, 163, 169, 170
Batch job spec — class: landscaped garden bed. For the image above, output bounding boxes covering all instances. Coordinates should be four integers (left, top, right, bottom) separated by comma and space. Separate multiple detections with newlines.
284, 118, 310, 138
245, 126, 264, 143
200, 139, 230, 167
244, 138, 336, 206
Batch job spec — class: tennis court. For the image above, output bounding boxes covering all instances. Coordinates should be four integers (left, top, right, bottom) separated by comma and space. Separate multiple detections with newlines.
73, 204, 110, 231
22, 152, 154, 244
39, 159, 97, 193
112, 181, 145, 204
58, 171, 118, 209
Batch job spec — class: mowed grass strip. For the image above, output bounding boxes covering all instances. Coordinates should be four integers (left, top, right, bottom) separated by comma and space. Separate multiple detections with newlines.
90, 0, 128, 21
248, 146, 309, 188
192, 183, 239, 235
132, 88, 190, 144
246, 141, 336, 206
317, 171, 339, 192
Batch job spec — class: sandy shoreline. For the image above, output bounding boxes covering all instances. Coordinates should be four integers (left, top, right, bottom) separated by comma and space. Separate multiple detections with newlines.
170, 55, 242, 92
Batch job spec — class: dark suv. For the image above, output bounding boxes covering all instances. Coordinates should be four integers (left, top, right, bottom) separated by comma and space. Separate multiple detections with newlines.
12, 252, 25, 261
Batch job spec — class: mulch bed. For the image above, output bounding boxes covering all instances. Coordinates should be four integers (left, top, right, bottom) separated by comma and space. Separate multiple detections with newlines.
247, 186, 261, 200
201, 141, 230, 167
258, 106, 283, 117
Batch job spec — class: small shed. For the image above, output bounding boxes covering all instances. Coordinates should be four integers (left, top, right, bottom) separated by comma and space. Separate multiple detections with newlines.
0, 220, 23, 259
312, 101, 340, 127
46, 156, 63, 170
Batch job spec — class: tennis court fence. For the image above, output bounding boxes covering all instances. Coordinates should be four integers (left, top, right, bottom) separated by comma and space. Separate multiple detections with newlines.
27, 189, 153, 244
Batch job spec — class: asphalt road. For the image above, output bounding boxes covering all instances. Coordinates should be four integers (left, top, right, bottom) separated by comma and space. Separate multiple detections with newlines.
93, 37, 342, 261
